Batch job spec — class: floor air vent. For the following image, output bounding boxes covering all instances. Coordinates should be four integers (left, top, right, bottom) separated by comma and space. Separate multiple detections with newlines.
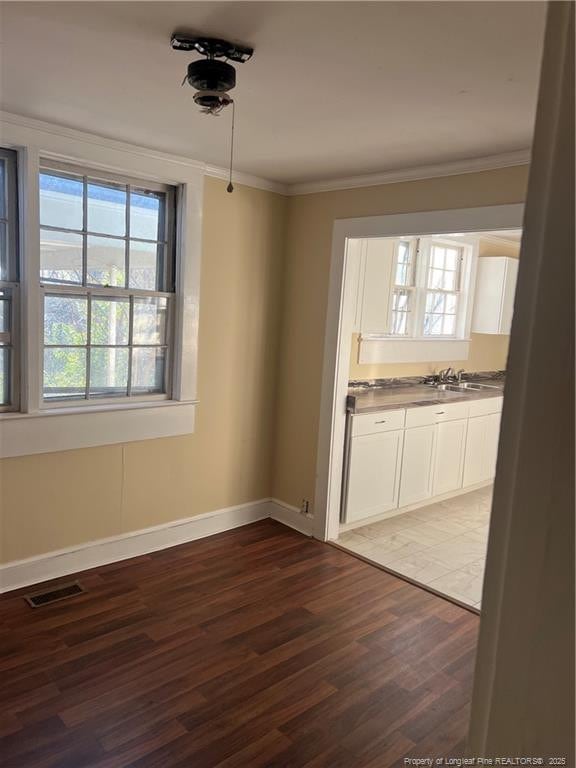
24, 581, 85, 608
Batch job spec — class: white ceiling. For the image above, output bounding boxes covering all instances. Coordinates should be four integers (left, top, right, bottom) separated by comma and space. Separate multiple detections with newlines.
0, 2, 546, 186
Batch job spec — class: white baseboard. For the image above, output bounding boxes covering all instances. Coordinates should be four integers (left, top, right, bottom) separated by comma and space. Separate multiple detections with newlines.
0, 498, 290, 594
339, 480, 493, 532
269, 499, 314, 537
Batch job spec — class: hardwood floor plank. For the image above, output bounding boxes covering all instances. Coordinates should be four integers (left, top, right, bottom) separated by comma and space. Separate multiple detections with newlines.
0, 519, 479, 767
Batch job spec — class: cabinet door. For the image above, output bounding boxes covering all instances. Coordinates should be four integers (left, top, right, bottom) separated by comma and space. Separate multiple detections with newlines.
463, 416, 487, 487
500, 258, 519, 334
399, 425, 435, 507
472, 256, 519, 334
484, 411, 502, 479
432, 419, 467, 496
345, 430, 403, 523
359, 238, 396, 333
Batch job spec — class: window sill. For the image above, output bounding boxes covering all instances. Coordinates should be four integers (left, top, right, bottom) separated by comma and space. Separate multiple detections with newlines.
358, 336, 470, 365
361, 335, 471, 342
0, 399, 198, 458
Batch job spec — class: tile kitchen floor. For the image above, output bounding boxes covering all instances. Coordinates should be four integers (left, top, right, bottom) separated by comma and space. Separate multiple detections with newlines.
337, 486, 492, 609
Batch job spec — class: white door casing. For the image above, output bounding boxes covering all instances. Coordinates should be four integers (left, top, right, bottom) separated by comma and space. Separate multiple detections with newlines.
315, 203, 524, 542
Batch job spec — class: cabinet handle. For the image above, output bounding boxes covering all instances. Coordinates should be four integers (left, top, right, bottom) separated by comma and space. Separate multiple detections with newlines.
375, 419, 387, 424
436, 411, 445, 415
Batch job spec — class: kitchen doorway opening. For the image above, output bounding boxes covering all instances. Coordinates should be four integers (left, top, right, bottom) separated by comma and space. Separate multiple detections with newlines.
313, 205, 524, 611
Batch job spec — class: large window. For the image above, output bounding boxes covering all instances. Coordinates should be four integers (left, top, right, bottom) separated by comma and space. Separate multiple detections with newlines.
386, 237, 468, 339
39, 164, 176, 403
0, 148, 19, 412
0, 118, 202, 459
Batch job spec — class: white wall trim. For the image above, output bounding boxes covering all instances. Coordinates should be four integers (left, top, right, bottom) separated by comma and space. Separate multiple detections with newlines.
0, 112, 204, 450
478, 233, 522, 249
288, 150, 531, 196
468, 4, 574, 755
339, 479, 492, 533
0, 112, 287, 195
0, 111, 206, 177
0, 400, 198, 458
269, 498, 314, 536
204, 164, 288, 195
2, 113, 530, 197
0, 498, 305, 593
314, 204, 525, 542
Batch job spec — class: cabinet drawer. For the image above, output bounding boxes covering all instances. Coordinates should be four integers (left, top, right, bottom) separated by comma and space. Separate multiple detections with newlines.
405, 401, 470, 428
351, 409, 405, 437
468, 396, 503, 417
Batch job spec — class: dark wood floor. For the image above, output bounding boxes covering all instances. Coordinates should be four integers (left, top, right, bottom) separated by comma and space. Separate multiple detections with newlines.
0, 520, 479, 768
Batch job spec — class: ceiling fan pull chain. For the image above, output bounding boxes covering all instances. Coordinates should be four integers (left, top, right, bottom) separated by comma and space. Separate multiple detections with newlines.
227, 99, 236, 193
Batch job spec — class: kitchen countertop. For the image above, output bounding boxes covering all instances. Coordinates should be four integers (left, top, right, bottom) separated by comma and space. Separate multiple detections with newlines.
347, 380, 505, 415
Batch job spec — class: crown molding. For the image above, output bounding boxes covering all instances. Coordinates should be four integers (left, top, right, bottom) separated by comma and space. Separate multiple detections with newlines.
0, 111, 288, 194
0, 111, 207, 173
204, 164, 288, 195
478, 233, 522, 248
287, 150, 531, 196
1, 112, 530, 197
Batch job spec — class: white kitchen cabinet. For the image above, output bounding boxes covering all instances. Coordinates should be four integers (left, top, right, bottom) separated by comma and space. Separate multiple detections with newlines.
358, 238, 396, 334
464, 411, 502, 486
485, 411, 501, 478
345, 429, 404, 523
432, 419, 468, 496
472, 256, 519, 335
462, 415, 486, 487
343, 394, 503, 524
398, 425, 435, 507
348, 238, 367, 333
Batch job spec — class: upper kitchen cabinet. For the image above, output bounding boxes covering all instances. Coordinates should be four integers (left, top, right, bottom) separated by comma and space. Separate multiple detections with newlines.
472, 256, 519, 335
357, 238, 397, 334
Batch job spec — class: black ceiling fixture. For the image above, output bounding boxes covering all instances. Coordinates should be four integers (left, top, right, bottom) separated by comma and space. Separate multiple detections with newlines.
171, 34, 254, 193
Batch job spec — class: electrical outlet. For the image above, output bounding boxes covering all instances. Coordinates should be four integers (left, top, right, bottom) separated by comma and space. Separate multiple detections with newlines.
300, 499, 312, 518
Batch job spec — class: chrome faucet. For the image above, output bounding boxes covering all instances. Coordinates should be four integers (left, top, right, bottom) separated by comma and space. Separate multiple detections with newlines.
438, 367, 455, 383
456, 369, 465, 383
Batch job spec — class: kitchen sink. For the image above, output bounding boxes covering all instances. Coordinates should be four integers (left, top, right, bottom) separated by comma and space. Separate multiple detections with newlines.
436, 382, 501, 392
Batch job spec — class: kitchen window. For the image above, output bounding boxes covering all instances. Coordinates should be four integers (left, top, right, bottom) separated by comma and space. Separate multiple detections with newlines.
423, 243, 463, 337
386, 236, 470, 340
389, 239, 416, 336
39, 163, 176, 404
0, 148, 19, 412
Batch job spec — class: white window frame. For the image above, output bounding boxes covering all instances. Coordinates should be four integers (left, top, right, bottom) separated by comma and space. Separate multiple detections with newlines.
388, 238, 417, 337
0, 147, 20, 413
0, 114, 204, 458
39, 161, 177, 408
382, 235, 476, 341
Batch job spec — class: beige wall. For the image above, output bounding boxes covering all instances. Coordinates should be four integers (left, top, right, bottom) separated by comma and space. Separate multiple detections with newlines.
0, 166, 529, 562
0, 177, 287, 562
272, 166, 529, 509
348, 236, 520, 380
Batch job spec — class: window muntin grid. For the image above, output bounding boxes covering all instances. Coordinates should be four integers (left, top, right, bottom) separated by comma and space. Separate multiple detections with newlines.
389, 239, 417, 336
39, 164, 175, 403
423, 243, 462, 338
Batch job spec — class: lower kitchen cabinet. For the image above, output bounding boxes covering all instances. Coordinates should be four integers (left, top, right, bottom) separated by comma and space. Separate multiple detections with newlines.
463, 411, 502, 487
432, 418, 468, 496
346, 429, 404, 523
344, 396, 503, 525
398, 424, 435, 508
